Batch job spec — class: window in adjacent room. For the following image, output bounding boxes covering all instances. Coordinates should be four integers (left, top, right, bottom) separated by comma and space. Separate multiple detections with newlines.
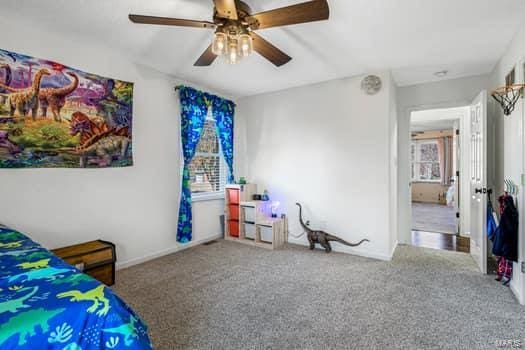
188, 110, 227, 199
411, 139, 441, 182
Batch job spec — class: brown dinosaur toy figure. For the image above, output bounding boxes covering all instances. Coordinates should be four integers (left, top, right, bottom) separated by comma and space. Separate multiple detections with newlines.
38, 71, 79, 122
0, 68, 50, 120
296, 202, 369, 253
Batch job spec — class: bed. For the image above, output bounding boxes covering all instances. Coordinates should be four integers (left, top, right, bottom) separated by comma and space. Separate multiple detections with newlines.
0, 224, 152, 350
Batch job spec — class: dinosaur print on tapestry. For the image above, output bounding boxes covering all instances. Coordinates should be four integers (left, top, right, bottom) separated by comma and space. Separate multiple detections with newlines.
0, 48, 133, 168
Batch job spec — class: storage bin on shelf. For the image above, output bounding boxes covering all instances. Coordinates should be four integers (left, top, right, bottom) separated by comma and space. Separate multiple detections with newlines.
226, 188, 240, 204
228, 220, 239, 237
242, 205, 256, 223
243, 223, 256, 240
228, 205, 240, 221
259, 225, 273, 243
224, 184, 257, 240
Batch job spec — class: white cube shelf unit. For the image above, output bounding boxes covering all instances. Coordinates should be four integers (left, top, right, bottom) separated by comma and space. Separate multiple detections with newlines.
225, 184, 257, 239
224, 184, 287, 250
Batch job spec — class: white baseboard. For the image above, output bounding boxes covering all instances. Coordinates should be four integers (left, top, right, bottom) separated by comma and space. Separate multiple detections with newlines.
390, 240, 398, 259
287, 237, 394, 261
509, 280, 524, 305
116, 234, 222, 270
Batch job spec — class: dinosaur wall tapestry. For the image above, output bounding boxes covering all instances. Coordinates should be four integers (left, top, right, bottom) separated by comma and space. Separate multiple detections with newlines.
0, 48, 133, 168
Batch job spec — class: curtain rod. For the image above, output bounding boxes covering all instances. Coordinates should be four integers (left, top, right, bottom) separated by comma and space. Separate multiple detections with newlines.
174, 85, 236, 106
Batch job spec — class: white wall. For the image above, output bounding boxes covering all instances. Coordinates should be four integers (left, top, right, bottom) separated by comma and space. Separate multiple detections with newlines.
397, 75, 490, 244
235, 72, 397, 260
488, 22, 525, 304
389, 77, 399, 252
0, 18, 225, 268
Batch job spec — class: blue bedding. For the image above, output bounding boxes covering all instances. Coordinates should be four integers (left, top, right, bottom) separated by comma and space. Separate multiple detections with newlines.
0, 225, 152, 349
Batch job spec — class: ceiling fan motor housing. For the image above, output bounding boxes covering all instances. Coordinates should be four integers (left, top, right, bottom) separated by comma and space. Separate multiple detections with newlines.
213, 1, 256, 32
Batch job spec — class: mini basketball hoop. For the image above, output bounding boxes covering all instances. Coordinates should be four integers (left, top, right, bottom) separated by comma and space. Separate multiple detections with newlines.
491, 84, 524, 116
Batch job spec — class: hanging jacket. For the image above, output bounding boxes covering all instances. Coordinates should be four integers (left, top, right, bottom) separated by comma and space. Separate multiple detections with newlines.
492, 195, 519, 261
487, 196, 498, 241
487, 200, 498, 240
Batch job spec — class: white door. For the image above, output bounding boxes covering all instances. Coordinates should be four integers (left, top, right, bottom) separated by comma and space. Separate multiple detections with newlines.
453, 121, 460, 234
469, 91, 488, 273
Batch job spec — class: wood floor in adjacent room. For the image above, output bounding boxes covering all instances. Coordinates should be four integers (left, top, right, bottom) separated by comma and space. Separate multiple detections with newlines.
113, 240, 522, 350
412, 201, 457, 234
411, 230, 470, 253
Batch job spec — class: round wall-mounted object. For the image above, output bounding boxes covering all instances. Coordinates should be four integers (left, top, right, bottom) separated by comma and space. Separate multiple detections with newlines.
361, 75, 382, 95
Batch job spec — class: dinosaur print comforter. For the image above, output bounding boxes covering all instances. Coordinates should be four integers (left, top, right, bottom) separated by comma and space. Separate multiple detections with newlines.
0, 224, 152, 349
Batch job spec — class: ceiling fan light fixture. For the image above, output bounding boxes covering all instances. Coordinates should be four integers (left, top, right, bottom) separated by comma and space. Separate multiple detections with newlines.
239, 33, 253, 57
212, 32, 227, 55
227, 39, 240, 64
129, 0, 330, 67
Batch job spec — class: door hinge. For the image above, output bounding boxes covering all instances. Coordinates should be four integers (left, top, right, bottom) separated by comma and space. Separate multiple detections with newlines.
456, 212, 460, 218
456, 129, 460, 135
456, 171, 460, 177
522, 261, 525, 274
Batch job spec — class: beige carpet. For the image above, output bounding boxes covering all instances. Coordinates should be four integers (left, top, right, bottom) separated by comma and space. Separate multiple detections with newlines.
412, 202, 457, 234
113, 240, 523, 350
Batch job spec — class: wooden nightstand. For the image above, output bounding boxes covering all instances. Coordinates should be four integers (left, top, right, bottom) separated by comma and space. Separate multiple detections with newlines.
52, 240, 116, 286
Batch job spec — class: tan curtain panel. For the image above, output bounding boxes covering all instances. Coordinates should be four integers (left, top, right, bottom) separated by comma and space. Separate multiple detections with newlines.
437, 136, 453, 186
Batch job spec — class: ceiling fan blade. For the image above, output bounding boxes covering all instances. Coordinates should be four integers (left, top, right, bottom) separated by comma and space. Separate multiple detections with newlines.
247, 0, 329, 30
213, 0, 238, 20
194, 45, 218, 66
251, 32, 291, 67
129, 14, 216, 29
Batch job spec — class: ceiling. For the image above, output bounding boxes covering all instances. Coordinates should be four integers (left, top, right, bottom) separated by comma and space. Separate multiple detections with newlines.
2, 0, 525, 97
410, 106, 468, 132
410, 119, 456, 133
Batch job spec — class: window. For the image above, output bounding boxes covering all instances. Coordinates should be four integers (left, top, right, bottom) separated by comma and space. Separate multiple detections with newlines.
411, 139, 441, 182
188, 112, 227, 198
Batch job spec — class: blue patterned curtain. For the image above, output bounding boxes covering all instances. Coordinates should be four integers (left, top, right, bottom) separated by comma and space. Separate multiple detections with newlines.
177, 86, 209, 243
176, 86, 236, 243
210, 96, 235, 183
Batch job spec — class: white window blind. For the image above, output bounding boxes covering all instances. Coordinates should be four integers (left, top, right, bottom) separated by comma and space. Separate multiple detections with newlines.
188, 112, 227, 198
411, 139, 441, 182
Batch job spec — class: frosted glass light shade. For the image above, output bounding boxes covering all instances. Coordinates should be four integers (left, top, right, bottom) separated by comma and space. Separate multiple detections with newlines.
212, 32, 227, 55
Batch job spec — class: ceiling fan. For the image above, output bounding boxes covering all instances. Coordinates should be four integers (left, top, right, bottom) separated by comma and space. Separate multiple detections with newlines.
129, 0, 330, 67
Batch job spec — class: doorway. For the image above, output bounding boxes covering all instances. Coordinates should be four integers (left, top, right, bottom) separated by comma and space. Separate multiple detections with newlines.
409, 106, 470, 253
